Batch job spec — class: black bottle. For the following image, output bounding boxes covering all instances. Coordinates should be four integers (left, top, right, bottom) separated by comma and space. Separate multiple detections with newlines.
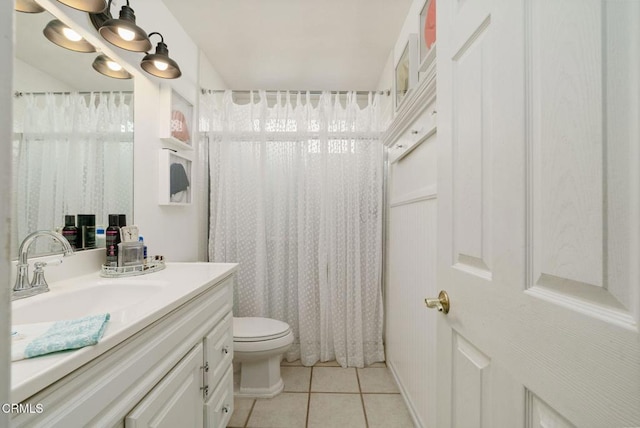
62, 215, 77, 250
106, 214, 121, 266
77, 214, 96, 249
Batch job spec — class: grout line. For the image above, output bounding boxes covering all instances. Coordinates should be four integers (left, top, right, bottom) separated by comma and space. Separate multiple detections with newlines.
243, 399, 256, 428
305, 367, 313, 428
356, 368, 370, 428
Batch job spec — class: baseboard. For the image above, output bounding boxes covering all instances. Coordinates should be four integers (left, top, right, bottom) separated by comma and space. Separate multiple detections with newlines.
387, 359, 425, 428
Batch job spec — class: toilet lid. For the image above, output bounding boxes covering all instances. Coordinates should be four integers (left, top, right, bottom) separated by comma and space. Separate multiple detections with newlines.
234, 317, 291, 342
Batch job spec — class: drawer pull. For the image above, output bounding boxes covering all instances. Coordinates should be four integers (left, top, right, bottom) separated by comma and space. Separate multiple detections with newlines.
395, 144, 404, 149
411, 130, 419, 135
222, 405, 230, 414
222, 345, 230, 355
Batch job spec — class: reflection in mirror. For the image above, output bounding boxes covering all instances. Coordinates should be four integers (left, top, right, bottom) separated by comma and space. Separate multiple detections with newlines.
12, 7, 134, 257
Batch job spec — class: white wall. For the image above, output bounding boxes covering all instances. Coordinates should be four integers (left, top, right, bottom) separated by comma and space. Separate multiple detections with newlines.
12, 58, 75, 132
376, 51, 395, 128
0, 0, 13, 423
199, 52, 227, 91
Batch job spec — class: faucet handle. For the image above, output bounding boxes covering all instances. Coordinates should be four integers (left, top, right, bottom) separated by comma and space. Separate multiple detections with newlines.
30, 261, 51, 289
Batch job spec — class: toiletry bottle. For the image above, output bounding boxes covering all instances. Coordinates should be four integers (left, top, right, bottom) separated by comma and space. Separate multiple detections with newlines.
77, 214, 96, 249
106, 214, 120, 267
139, 235, 148, 265
96, 225, 106, 248
62, 215, 77, 250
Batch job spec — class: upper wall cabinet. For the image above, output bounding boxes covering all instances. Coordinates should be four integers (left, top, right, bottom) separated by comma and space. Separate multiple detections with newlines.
384, 0, 438, 161
160, 85, 195, 151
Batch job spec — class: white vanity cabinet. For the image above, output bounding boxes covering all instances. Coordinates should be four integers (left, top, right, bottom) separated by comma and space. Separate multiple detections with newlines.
11, 272, 235, 428
125, 344, 205, 428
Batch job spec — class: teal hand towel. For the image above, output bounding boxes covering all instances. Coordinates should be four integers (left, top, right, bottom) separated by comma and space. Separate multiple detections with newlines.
12, 314, 110, 361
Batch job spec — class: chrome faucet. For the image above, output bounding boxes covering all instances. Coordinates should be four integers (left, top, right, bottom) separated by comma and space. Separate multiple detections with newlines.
13, 230, 74, 300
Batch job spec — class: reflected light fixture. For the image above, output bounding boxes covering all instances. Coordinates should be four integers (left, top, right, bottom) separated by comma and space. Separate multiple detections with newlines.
92, 54, 132, 79
15, 0, 45, 13
55, 0, 107, 13
99, 0, 151, 52
140, 32, 181, 79
43, 20, 96, 53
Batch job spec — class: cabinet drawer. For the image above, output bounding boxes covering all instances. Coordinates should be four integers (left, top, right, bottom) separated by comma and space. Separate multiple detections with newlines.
204, 312, 233, 389
204, 366, 233, 428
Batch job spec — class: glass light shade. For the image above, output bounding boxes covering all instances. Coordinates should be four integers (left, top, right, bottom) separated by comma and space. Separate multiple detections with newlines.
99, 5, 151, 52
15, 0, 45, 13
56, 0, 107, 13
92, 54, 132, 79
141, 41, 181, 79
43, 20, 96, 53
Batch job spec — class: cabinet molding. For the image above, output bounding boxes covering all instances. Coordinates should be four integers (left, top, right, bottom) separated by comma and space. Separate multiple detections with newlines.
382, 63, 437, 148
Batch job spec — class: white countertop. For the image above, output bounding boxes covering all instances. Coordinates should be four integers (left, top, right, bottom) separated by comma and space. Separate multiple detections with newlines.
11, 262, 237, 403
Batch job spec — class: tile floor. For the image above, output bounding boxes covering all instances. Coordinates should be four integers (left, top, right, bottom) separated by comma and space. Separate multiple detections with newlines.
229, 360, 415, 428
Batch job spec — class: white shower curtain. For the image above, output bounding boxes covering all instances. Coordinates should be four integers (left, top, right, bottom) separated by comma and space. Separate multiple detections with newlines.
12, 92, 133, 252
203, 90, 384, 367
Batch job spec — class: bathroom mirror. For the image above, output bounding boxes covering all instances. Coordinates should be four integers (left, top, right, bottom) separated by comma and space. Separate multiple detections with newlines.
12, 6, 134, 257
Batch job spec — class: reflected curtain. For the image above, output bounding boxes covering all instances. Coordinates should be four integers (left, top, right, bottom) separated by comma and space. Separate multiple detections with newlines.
11, 92, 133, 251
202, 91, 384, 367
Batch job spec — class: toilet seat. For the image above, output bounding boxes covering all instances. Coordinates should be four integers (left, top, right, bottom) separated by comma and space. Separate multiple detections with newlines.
233, 317, 291, 342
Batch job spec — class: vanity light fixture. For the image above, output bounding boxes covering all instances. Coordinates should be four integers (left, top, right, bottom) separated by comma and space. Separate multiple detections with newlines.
92, 54, 132, 79
15, 0, 45, 13
55, 0, 107, 13
140, 32, 181, 79
98, 0, 151, 52
43, 20, 96, 53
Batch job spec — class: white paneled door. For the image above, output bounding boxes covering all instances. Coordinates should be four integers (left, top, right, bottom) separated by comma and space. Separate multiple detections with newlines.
436, 0, 640, 427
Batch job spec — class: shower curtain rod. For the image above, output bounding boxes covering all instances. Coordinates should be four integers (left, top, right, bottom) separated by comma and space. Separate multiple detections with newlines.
201, 89, 391, 96
14, 91, 133, 98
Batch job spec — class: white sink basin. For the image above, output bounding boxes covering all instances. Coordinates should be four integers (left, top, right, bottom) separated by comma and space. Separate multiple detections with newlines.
11, 262, 238, 405
12, 279, 168, 325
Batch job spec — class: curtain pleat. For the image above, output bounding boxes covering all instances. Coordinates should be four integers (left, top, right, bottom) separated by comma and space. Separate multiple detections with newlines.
203, 91, 384, 367
12, 92, 133, 253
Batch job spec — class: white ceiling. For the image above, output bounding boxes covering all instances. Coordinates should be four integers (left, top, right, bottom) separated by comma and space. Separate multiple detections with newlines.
162, 0, 412, 91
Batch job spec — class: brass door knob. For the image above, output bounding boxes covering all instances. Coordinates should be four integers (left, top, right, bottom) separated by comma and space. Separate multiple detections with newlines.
424, 290, 450, 314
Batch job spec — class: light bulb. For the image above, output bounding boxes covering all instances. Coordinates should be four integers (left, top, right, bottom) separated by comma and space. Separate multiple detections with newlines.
153, 60, 169, 71
106, 60, 123, 72
117, 27, 135, 42
62, 27, 82, 42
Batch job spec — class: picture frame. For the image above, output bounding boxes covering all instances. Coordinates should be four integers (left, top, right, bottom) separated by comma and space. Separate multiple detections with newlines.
158, 149, 192, 205
419, 0, 437, 73
159, 85, 195, 151
395, 34, 419, 110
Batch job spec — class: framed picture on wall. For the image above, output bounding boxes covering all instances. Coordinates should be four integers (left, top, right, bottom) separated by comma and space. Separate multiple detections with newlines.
158, 149, 192, 205
395, 34, 419, 110
159, 85, 195, 151
419, 0, 437, 72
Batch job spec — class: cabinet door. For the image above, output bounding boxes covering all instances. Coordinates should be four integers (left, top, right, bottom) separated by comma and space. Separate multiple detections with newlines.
204, 313, 233, 389
204, 366, 233, 428
125, 343, 204, 428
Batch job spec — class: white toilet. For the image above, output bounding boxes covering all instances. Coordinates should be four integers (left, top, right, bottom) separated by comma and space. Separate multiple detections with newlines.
233, 317, 294, 398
